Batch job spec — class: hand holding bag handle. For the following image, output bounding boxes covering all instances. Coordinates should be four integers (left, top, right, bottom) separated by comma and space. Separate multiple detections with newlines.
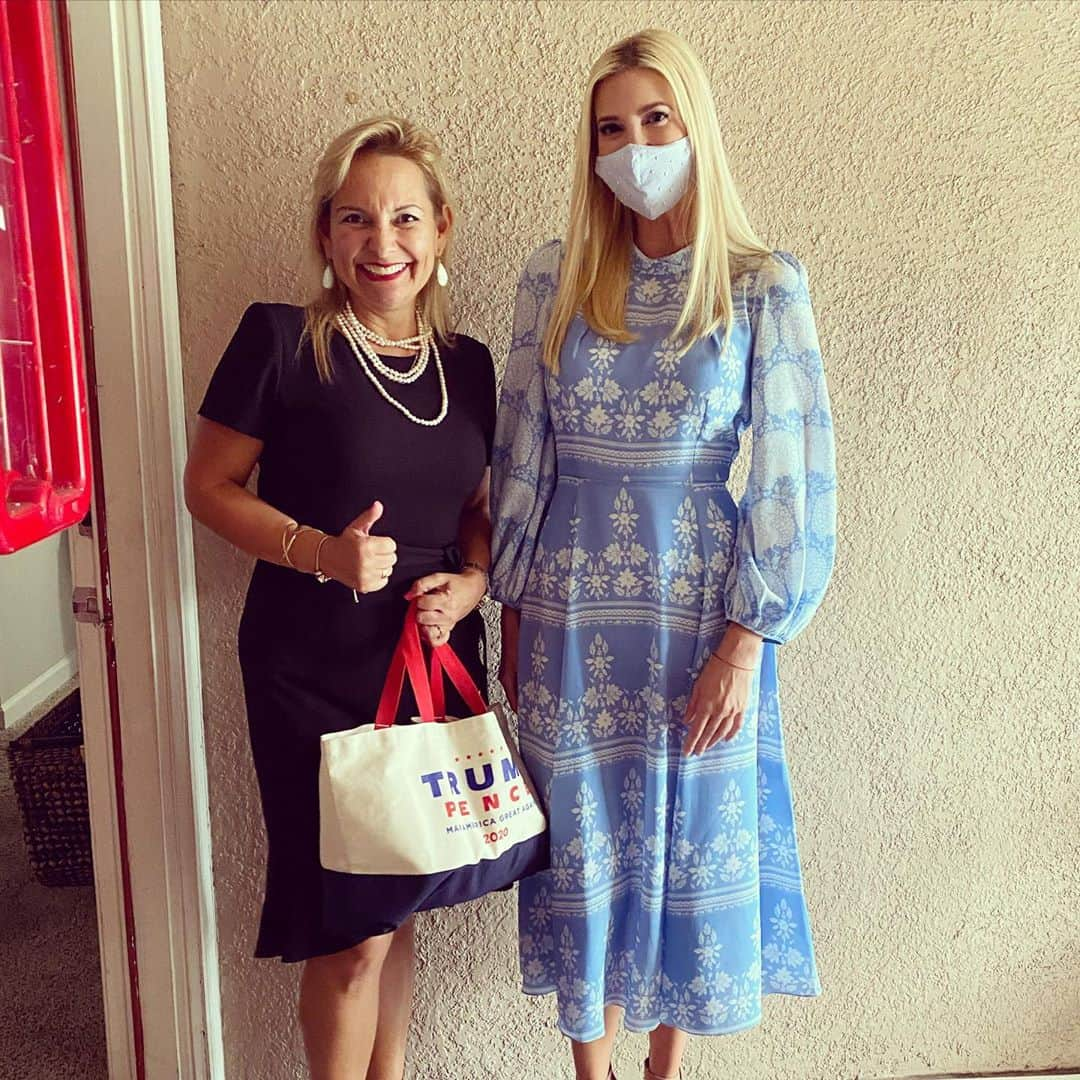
374, 601, 487, 728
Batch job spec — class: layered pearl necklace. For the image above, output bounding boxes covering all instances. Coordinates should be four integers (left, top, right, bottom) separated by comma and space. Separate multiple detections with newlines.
336, 303, 448, 427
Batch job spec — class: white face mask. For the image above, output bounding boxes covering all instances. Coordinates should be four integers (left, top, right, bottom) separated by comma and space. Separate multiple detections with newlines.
594, 136, 693, 220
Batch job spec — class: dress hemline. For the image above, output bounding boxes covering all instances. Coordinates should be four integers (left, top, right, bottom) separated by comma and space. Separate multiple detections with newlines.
519, 984, 822, 1043
255, 918, 407, 965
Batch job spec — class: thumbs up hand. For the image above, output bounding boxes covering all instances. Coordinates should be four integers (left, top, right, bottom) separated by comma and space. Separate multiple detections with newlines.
318, 500, 397, 593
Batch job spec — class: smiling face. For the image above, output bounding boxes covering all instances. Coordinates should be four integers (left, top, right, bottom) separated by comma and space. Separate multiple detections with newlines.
321, 152, 450, 334
593, 66, 688, 156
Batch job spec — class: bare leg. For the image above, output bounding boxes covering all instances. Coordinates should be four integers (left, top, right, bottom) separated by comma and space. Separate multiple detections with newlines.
298, 932, 395, 1080
570, 1004, 623, 1080
645, 1025, 688, 1078
366, 918, 416, 1080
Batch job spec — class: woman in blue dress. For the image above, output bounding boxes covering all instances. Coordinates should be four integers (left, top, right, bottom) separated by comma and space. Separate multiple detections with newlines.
489, 29, 837, 1080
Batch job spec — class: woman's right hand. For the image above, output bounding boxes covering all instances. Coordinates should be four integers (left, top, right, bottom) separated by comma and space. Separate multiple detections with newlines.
318, 500, 397, 593
499, 605, 521, 711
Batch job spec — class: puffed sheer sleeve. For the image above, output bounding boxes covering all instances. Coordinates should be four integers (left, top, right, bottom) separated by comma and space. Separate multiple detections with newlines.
489, 240, 562, 608
724, 251, 837, 645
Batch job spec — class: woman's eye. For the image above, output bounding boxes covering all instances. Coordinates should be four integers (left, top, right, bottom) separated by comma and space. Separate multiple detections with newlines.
645, 110, 669, 125
341, 213, 366, 225
397, 213, 419, 225
598, 122, 621, 137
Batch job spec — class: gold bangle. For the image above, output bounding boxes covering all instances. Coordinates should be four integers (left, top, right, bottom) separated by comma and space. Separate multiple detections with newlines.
313, 533, 333, 583
283, 525, 317, 570
280, 521, 299, 567
709, 650, 756, 672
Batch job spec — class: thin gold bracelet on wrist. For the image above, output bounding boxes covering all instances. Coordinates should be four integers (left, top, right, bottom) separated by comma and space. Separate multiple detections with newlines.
461, 560, 490, 584
709, 650, 757, 672
283, 524, 317, 570
462, 561, 491, 610
313, 533, 333, 583
280, 520, 299, 566
281, 522, 302, 568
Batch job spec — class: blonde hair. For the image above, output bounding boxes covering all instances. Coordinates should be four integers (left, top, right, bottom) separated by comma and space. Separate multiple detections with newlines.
304, 116, 454, 381
543, 28, 769, 372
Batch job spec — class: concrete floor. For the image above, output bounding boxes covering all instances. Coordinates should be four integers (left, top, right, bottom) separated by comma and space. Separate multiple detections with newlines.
0, 681, 107, 1079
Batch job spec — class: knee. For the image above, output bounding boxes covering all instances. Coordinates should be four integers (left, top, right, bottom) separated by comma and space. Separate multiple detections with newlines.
308, 935, 392, 994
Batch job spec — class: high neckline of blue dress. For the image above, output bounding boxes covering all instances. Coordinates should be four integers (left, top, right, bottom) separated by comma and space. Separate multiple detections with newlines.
630, 241, 693, 278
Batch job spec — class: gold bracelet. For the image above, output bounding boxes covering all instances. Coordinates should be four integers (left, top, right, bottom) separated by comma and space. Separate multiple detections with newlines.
313, 533, 333, 583
283, 525, 317, 570
280, 521, 299, 567
709, 650, 757, 672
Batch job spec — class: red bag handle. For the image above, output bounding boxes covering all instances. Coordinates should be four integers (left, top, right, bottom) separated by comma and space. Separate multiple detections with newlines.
374, 602, 487, 729
374, 605, 434, 729
429, 642, 487, 719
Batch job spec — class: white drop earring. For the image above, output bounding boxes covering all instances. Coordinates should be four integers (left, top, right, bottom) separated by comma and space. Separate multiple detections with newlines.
435, 259, 449, 288
322, 262, 335, 290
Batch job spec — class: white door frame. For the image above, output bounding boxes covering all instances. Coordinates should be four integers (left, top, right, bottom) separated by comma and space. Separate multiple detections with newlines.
64, 1, 222, 1076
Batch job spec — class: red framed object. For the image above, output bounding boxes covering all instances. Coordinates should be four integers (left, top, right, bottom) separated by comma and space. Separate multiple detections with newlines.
0, 0, 90, 554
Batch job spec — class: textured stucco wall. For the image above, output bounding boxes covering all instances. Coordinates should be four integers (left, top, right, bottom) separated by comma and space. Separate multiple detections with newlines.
161, 2, 1079, 1078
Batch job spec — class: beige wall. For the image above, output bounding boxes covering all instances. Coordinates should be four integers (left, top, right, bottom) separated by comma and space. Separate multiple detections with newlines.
0, 531, 76, 728
161, 2, 1079, 1077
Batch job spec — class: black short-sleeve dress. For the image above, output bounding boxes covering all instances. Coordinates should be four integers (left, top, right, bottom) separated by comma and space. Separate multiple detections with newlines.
199, 302, 496, 962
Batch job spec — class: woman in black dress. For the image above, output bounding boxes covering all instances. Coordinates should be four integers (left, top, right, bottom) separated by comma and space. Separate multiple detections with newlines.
184, 117, 495, 1079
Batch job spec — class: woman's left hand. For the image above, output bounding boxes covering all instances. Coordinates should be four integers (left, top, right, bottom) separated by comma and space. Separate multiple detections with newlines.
405, 568, 487, 647
681, 656, 754, 757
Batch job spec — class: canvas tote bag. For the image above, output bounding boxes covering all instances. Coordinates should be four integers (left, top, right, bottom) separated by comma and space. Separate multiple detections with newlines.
319, 603, 547, 891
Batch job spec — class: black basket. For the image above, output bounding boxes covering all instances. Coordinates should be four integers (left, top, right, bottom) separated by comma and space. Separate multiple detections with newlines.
7, 690, 94, 887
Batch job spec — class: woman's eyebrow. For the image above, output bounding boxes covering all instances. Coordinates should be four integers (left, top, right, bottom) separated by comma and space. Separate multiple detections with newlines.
335, 203, 424, 214
596, 101, 670, 123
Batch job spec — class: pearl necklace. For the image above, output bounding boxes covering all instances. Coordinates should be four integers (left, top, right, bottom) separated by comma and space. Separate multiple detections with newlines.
336, 307, 448, 428
339, 303, 429, 384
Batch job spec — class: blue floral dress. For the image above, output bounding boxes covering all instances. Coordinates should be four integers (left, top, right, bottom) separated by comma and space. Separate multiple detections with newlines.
489, 240, 836, 1042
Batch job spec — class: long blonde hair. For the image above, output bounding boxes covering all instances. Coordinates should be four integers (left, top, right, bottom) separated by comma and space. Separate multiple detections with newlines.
543, 29, 769, 372
304, 116, 454, 381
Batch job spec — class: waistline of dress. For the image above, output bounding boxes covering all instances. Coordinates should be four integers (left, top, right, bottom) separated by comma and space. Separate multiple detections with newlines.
556, 470, 731, 489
